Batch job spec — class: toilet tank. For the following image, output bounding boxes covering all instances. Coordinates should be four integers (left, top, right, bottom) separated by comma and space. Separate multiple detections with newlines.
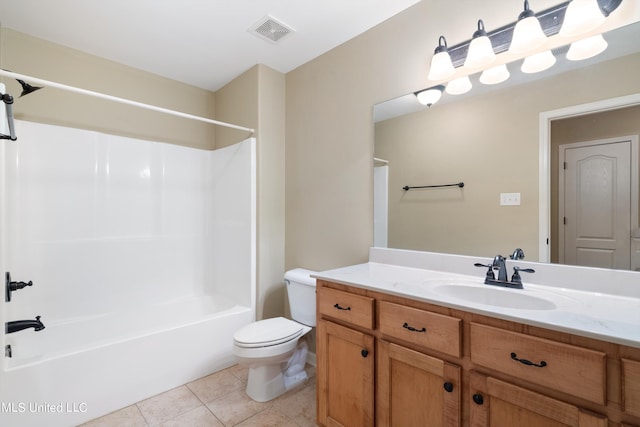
284, 268, 317, 327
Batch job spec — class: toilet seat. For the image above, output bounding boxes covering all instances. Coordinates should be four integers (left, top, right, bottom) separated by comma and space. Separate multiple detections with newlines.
234, 317, 303, 348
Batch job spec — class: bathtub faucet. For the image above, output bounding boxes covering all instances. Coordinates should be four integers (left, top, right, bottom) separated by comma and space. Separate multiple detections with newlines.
5, 316, 45, 334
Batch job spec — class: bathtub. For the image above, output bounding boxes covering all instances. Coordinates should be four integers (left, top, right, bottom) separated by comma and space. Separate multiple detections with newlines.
1, 122, 257, 426
1, 295, 252, 426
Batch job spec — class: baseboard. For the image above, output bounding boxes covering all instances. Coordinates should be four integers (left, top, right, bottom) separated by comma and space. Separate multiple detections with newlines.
306, 351, 316, 367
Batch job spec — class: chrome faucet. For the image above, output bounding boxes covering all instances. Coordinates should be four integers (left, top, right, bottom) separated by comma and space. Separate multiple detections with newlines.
5, 316, 45, 334
492, 255, 508, 281
510, 248, 525, 260
474, 254, 535, 289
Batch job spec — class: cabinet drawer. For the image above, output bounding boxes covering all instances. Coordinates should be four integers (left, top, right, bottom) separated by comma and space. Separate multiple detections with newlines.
318, 286, 374, 330
379, 301, 461, 357
470, 323, 606, 404
622, 358, 640, 417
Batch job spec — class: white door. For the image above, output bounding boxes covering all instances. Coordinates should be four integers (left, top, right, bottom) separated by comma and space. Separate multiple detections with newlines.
559, 137, 638, 269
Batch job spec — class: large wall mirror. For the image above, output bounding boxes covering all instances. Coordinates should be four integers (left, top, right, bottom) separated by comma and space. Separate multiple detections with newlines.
373, 19, 640, 271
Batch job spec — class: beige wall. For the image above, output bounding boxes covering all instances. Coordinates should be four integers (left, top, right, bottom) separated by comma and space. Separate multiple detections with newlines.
1, 29, 216, 149
217, 65, 287, 320
285, 0, 640, 270
375, 53, 640, 260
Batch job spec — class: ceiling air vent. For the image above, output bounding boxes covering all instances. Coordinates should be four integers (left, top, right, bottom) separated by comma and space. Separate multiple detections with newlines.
248, 15, 294, 43
552, 44, 570, 57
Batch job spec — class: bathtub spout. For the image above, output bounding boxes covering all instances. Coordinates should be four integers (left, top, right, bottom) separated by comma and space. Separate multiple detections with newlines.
5, 316, 45, 334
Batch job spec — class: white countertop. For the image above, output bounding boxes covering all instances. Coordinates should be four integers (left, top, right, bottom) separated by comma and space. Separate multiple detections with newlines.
313, 248, 640, 348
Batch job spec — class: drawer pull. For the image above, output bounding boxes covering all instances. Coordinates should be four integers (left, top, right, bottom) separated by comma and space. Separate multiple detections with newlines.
511, 352, 547, 368
361, 349, 369, 358
333, 303, 351, 311
443, 382, 454, 393
402, 322, 426, 333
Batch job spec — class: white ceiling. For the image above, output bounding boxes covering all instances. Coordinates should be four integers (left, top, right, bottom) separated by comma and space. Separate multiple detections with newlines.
0, 0, 421, 91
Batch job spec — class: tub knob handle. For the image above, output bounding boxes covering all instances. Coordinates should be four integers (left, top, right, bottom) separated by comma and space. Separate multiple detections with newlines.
5, 272, 34, 302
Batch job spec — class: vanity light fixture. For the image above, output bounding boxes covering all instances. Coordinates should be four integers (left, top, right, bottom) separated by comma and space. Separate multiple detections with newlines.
464, 20, 496, 69
427, 36, 456, 81
521, 50, 556, 73
559, 0, 606, 37
445, 76, 472, 95
419, 0, 622, 106
566, 33, 608, 60
479, 64, 510, 85
508, 0, 548, 54
415, 85, 445, 107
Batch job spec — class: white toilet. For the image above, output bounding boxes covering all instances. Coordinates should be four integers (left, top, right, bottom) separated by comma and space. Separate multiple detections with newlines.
233, 268, 317, 402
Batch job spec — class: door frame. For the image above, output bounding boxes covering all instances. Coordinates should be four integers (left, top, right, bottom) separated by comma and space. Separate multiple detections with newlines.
557, 136, 639, 265
538, 93, 640, 262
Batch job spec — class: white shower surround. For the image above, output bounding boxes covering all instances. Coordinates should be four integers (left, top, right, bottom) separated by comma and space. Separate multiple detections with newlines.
0, 121, 256, 426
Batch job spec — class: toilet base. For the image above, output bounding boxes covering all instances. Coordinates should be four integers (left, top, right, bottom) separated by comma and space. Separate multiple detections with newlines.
245, 363, 309, 402
246, 364, 286, 402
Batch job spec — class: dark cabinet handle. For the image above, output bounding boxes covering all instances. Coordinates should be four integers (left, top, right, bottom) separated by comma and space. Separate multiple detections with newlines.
473, 394, 484, 405
511, 352, 547, 368
443, 382, 454, 393
361, 349, 369, 358
402, 322, 426, 333
333, 303, 351, 311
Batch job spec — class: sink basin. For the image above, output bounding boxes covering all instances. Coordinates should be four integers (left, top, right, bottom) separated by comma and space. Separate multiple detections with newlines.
431, 284, 557, 310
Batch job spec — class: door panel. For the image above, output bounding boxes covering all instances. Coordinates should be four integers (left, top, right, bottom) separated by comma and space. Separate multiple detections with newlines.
562, 140, 631, 269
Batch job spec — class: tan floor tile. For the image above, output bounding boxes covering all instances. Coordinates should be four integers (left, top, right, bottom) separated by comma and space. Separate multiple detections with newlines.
79, 404, 148, 427
158, 405, 223, 427
233, 407, 299, 427
226, 363, 249, 384
206, 389, 270, 426
271, 380, 316, 426
137, 386, 202, 425
187, 370, 244, 404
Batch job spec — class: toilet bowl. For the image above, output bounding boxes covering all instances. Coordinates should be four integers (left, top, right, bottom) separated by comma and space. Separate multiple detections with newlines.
233, 268, 316, 402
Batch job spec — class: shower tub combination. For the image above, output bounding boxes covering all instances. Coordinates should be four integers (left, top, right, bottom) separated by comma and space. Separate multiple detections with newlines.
0, 120, 256, 427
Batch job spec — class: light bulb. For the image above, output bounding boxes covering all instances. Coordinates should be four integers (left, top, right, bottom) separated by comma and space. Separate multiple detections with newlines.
567, 34, 608, 61
446, 76, 472, 95
480, 64, 510, 85
415, 86, 444, 107
521, 50, 556, 73
560, 0, 606, 38
509, 1, 547, 54
428, 36, 455, 81
464, 20, 496, 69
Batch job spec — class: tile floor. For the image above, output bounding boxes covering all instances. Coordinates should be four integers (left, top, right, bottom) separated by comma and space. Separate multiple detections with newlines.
80, 364, 317, 427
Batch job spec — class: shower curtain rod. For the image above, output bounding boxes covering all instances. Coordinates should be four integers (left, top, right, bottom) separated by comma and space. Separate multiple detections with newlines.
0, 69, 255, 134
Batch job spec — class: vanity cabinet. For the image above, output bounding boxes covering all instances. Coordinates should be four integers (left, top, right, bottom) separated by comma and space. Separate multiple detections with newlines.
470, 323, 606, 404
317, 320, 375, 426
377, 340, 461, 426
622, 358, 640, 418
469, 372, 607, 427
317, 286, 376, 426
316, 279, 640, 427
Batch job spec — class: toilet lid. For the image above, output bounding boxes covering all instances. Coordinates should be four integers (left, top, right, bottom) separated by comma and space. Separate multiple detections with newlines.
234, 317, 303, 348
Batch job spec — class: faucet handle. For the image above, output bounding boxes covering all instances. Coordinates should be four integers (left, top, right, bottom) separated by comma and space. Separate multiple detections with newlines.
474, 263, 496, 280
511, 266, 535, 284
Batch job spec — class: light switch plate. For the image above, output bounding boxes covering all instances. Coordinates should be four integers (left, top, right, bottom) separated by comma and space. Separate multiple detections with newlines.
500, 192, 521, 206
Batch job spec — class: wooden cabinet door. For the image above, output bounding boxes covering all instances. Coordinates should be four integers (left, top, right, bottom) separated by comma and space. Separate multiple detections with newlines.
469, 372, 607, 427
622, 358, 640, 418
377, 340, 461, 427
317, 320, 375, 427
